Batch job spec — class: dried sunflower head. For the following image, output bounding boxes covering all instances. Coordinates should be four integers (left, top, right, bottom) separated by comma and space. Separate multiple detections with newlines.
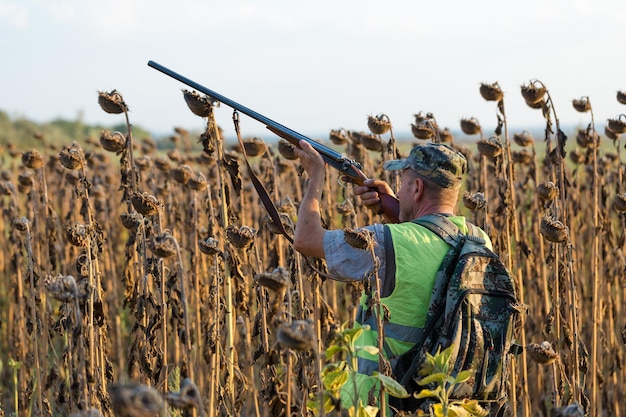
572, 96, 591, 113
613, 193, 626, 212
476, 136, 503, 158
64, 222, 88, 247
151, 231, 177, 258
108, 383, 164, 417
154, 156, 171, 171
131, 192, 161, 216
254, 266, 290, 292
540, 216, 568, 243
576, 129, 598, 148
343, 227, 374, 250
0, 181, 14, 196
537, 181, 559, 201
99, 130, 126, 153
17, 182, 31, 194
511, 149, 533, 165
277, 139, 298, 160
17, 170, 34, 187
463, 191, 486, 211
98, 90, 128, 114
513, 131, 535, 147
337, 199, 356, 217
188, 171, 208, 191
569, 148, 586, 165
359, 133, 385, 151
22, 149, 44, 169
617, 91, 626, 105
120, 211, 144, 230
13, 217, 29, 232
59, 145, 85, 170
134, 155, 152, 171
367, 114, 391, 135
607, 115, 626, 134
604, 126, 619, 140
460, 117, 482, 135
437, 127, 454, 143
277, 320, 315, 351
241, 137, 267, 157
141, 137, 156, 154
527, 341, 559, 364
166, 378, 203, 411
520, 81, 547, 105
170, 164, 194, 185
263, 212, 293, 235
226, 225, 256, 249
411, 121, 436, 140
45, 274, 77, 303
479, 82, 503, 102
183, 89, 214, 117
198, 237, 221, 256
167, 148, 184, 164
329, 129, 349, 145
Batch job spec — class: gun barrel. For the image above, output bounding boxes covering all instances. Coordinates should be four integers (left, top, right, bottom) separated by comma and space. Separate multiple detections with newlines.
147, 60, 350, 164
148, 60, 400, 223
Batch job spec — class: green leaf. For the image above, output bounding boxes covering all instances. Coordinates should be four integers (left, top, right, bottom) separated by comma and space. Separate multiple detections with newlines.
306, 392, 339, 414
453, 369, 474, 384
322, 369, 349, 391
344, 326, 365, 345
417, 372, 448, 386
415, 387, 441, 399
359, 345, 379, 356
325, 344, 345, 359
435, 345, 453, 370
372, 372, 410, 398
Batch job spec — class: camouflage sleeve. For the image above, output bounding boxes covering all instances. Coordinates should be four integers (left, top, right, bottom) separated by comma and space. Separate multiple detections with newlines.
322, 224, 387, 282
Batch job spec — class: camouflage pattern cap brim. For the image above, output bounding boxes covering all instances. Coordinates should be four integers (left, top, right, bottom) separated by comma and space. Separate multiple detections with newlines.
384, 143, 467, 188
382, 159, 410, 171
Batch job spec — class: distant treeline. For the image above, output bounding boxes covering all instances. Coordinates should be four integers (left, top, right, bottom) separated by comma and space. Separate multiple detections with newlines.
0, 110, 172, 152
0, 108, 592, 157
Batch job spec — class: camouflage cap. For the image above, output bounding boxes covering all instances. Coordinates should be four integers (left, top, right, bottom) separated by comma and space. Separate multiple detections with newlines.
383, 142, 467, 188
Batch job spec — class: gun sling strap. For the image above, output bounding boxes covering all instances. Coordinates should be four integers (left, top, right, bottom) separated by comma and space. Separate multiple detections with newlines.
232, 111, 340, 280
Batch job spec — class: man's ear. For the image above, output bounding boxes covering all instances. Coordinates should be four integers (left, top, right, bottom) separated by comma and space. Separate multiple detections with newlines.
413, 176, 424, 202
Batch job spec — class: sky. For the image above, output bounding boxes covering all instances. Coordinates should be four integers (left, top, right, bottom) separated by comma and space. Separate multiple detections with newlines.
2, 0, 626, 141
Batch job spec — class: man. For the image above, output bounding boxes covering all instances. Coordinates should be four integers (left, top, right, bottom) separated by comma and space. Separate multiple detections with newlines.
293, 140, 491, 412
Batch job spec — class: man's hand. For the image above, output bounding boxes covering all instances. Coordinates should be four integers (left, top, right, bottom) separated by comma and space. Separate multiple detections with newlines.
353, 179, 396, 211
293, 140, 326, 183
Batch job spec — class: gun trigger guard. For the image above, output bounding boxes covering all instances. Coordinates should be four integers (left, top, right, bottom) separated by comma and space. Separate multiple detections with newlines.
338, 176, 353, 189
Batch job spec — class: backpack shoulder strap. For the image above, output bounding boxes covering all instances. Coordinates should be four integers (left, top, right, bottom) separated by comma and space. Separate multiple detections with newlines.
414, 214, 485, 247
414, 214, 463, 246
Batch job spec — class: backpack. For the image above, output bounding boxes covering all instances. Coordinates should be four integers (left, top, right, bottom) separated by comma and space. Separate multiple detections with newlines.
389, 214, 525, 416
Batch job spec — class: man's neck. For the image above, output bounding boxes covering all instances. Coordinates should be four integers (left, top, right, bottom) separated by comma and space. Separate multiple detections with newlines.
413, 204, 456, 219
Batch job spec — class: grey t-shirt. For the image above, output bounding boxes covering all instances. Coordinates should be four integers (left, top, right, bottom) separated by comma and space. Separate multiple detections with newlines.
323, 224, 388, 282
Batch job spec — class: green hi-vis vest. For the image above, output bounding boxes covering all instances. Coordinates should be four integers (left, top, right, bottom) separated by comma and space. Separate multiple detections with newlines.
353, 216, 476, 376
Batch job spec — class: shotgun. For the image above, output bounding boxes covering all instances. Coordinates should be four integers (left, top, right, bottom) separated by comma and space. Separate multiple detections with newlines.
147, 60, 399, 222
